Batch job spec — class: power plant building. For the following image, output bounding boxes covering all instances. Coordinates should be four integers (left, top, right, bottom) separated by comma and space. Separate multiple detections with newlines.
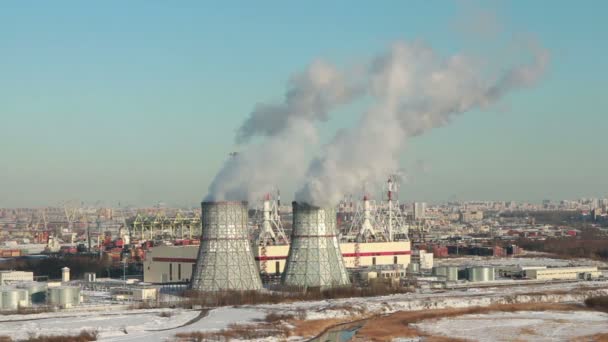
144, 240, 410, 283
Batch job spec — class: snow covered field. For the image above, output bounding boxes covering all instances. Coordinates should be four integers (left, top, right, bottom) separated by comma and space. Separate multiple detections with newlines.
1, 279, 607, 341
415, 310, 608, 342
0, 307, 265, 341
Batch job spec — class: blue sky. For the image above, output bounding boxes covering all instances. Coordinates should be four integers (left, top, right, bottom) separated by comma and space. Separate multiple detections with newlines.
1, 1, 607, 207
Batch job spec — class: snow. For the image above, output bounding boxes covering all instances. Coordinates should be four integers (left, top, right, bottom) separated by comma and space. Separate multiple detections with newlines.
0, 279, 607, 341
0, 306, 267, 342
415, 310, 608, 342
0, 309, 198, 341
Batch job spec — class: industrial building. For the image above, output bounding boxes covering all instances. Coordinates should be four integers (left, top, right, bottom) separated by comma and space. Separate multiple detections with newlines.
525, 266, 601, 280
145, 192, 411, 284
411, 249, 434, 270
110, 287, 157, 301
0, 271, 34, 285
144, 240, 411, 283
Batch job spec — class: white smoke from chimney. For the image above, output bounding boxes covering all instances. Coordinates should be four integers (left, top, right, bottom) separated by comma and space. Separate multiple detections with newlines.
206, 40, 549, 206
295, 41, 549, 206
206, 60, 361, 202
235, 60, 362, 144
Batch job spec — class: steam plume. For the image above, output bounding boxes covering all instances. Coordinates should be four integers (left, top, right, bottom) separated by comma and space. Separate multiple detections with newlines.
235, 60, 361, 144
295, 41, 549, 206
206, 40, 549, 206
206, 60, 357, 202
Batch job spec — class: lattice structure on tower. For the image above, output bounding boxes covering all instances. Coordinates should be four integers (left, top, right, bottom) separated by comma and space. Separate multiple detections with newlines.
128, 212, 201, 242
346, 195, 387, 242
253, 192, 288, 246
374, 175, 409, 241
190, 201, 262, 291
281, 202, 350, 289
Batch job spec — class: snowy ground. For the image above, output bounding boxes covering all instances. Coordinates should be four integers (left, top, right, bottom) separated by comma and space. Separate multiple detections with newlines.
0, 307, 265, 342
1, 279, 607, 341
415, 310, 608, 342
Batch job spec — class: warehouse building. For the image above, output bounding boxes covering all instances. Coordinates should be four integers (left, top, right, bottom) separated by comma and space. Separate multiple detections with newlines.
525, 266, 601, 280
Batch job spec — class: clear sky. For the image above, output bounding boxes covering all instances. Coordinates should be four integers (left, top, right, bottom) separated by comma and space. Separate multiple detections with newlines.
1, 1, 607, 207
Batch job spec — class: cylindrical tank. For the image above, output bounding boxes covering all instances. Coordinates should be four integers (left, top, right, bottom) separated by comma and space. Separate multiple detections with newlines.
467, 266, 495, 282
61, 267, 70, 282
282, 202, 350, 288
433, 266, 459, 281
407, 262, 420, 274
190, 201, 263, 292
17, 282, 47, 303
1, 288, 21, 310
47, 286, 81, 308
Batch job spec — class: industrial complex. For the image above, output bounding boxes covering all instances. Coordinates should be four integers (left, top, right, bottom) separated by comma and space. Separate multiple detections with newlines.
0, 189, 606, 308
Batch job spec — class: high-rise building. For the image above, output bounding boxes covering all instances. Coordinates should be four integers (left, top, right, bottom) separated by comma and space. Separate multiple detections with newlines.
413, 202, 427, 221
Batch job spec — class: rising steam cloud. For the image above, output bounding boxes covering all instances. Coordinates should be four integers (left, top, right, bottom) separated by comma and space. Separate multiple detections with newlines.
206, 40, 549, 206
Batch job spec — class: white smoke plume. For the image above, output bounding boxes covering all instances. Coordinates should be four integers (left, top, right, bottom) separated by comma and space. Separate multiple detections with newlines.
205, 117, 317, 202
295, 41, 549, 206
206, 40, 549, 206
206, 60, 359, 202
235, 60, 362, 144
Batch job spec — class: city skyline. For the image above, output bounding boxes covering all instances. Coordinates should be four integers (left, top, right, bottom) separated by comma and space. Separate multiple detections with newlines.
2, 1, 607, 207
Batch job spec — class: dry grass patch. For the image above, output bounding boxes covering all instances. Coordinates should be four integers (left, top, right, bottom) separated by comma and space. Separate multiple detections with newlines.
585, 296, 608, 312
291, 317, 362, 339
521, 285, 608, 297
354, 303, 585, 341
157, 311, 174, 318
423, 337, 470, 342
174, 323, 289, 341
180, 284, 412, 308
24, 330, 98, 342
0, 306, 54, 316
519, 327, 538, 335
571, 333, 608, 342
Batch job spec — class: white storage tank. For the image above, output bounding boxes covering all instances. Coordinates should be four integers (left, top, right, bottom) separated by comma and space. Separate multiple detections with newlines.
0, 287, 29, 310
433, 266, 459, 281
47, 286, 81, 308
407, 262, 420, 274
467, 266, 495, 282
17, 282, 48, 303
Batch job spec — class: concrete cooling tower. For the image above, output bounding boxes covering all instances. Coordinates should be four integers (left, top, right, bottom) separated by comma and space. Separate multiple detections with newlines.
281, 202, 350, 288
190, 201, 263, 291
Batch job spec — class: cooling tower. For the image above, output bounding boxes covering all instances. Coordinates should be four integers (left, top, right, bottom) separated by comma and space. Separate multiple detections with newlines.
190, 201, 263, 291
281, 202, 350, 288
